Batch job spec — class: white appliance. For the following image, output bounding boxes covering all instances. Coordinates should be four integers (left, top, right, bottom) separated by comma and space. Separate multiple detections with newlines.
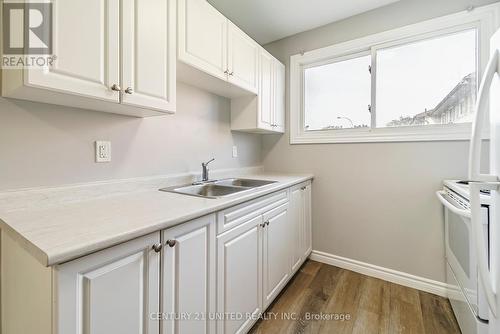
437, 180, 490, 334
468, 28, 500, 334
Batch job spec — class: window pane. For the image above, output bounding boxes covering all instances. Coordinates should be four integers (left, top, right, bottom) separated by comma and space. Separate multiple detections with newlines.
304, 55, 371, 130
376, 29, 477, 128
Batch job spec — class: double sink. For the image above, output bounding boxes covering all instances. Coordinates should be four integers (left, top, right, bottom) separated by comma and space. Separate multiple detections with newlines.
160, 178, 277, 199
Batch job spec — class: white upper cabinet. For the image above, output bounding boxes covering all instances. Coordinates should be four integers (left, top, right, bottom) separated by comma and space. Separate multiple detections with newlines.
227, 22, 259, 94
231, 49, 286, 134
121, 0, 176, 112
176, 0, 285, 133
28, 0, 120, 103
274, 61, 286, 133
259, 50, 275, 131
177, 0, 261, 97
2, 0, 176, 117
178, 0, 228, 80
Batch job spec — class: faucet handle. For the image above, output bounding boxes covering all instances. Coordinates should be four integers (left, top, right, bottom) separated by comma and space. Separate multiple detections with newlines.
202, 158, 215, 167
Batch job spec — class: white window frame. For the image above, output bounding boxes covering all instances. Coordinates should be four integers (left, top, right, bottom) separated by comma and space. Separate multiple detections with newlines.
290, 3, 500, 144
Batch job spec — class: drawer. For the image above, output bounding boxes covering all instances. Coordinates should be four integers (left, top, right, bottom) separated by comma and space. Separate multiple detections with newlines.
217, 190, 288, 234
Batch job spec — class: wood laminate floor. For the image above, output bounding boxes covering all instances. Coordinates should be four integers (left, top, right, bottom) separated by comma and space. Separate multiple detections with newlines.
249, 260, 461, 334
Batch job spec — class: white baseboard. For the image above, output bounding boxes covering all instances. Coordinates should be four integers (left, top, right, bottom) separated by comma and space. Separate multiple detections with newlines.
309, 250, 449, 297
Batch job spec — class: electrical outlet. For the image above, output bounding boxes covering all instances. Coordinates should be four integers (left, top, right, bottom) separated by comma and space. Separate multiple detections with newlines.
95, 141, 111, 163
232, 145, 238, 158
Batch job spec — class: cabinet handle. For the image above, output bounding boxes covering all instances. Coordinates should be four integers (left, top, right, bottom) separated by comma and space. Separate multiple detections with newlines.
266, 221, 270, 226
224, 70, 229, 74
111, 84, 121, 92
229, 72, 234, 76
152, 243, 163, 253
301, 186, 306, 190
166, 239, 177, 248
124, 87, 134, 94
260, 222, 267, 228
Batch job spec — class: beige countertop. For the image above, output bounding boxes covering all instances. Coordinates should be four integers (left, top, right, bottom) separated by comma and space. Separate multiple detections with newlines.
0, 171, 313, 266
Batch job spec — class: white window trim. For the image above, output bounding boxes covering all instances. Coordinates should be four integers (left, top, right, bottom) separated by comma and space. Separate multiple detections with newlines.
290, 3, 500, 144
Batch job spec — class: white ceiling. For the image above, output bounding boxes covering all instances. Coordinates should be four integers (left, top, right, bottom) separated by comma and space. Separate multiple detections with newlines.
208, 0, 400, 44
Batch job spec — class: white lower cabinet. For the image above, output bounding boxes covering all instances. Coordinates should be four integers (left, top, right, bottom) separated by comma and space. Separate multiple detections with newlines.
302, 183, 313, 258
290, 186, 304, 272
161, 214, 216, 334
3, 182, 312, 334
262, 203, 291, 308
290, 182, 313, 273
215, 183, 311, 334
56, 232, 161, 334
216, 215, 263, 334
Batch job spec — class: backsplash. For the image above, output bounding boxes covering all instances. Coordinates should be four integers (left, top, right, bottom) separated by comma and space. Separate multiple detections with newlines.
0, 83, 262, 191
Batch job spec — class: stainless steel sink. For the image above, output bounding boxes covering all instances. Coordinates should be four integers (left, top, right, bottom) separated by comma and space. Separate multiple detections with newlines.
160, 178, 277, 199
164, 184, 247, 198
214, 178, 276, 188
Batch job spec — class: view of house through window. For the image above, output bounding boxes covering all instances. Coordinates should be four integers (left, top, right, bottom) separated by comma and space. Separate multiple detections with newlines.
303, 29, 477, 132
376, 29, 477, 128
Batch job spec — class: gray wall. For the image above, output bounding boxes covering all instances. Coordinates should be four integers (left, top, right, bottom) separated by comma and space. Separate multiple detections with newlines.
0, 83, 262, 190
262, 0, 497, 282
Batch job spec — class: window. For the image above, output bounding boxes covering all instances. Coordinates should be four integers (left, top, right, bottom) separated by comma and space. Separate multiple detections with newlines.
376, 30, 477, 128
304, 55, 371, 130
290, 4, 498, 143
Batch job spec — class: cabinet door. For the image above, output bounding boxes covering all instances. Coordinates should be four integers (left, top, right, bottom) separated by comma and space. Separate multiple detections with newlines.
56, 233, 160, 334
258, 50, 274, 130
162, 215, 216, 334
26, 0, 120, 102
217, 215, 262, 334
290, 186, 303, 273
178, 0, 228, 80
273, 61, 286, 133
121, 0, 176, 112
262, 203, 290, 309
302, 183, 312, 258
227, 22, 259, 94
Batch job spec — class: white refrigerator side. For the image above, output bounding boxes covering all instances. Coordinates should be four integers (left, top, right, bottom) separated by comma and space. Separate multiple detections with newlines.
489, 29, 500, 334
469, 27, 500, 334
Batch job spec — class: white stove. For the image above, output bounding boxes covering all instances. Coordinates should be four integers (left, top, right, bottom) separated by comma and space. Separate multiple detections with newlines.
437, 180, 491, 334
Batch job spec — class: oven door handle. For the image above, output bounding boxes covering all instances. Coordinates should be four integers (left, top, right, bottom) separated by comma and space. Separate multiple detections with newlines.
435, 191, 470, 218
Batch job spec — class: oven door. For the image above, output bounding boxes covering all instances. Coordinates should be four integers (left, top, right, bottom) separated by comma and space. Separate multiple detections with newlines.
438, 190, 489, 320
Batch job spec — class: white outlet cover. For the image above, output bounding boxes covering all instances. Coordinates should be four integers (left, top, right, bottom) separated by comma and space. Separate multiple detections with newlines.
232, 146, 238, 158
95, 141, 111, 163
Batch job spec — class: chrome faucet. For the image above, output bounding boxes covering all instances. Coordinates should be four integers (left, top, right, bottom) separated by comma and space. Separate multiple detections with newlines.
201, 158, 215, 182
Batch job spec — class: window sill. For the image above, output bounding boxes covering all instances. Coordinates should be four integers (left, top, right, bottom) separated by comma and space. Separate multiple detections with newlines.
290, 123, 488, 144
